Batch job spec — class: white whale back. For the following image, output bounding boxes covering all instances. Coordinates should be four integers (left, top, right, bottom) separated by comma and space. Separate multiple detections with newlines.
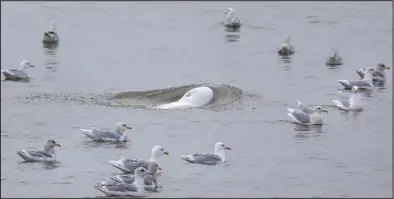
157, 86, 214, 109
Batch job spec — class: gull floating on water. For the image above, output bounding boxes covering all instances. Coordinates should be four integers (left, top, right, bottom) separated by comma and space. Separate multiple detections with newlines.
181, 142, 231, 165
1, 60, 35, 81
287, 104, 328, 125
325, 49, 343, 66
278, 36, 295, 56
16, 139, 61, 162
333, 86, 363, 111
80, 122, 132, 142
43, 20, 59, 43
356, 63, 390, 83
107, 161, 162, 191
224, 8, 241, 29
338, 67, 375, 90
95, 167, 148, 197
109, 145, 169, 173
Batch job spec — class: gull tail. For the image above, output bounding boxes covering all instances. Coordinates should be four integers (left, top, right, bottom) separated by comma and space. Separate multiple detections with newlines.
80, 129, 93, 137
108, 158, 131, 173
332, 100, 346, 110
181, 155, 195, 163
296, 100, 302, 107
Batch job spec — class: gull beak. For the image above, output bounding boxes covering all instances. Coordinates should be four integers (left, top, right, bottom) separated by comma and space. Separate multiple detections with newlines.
163, 151, 169, 155
224, 10, 228, 14
126, 125, 132, 129
29, 64, 35, 68
157, 167, 162, 170
321, 109, 328, 113
225, 146, 232, 150
55, 143, 61, 147
385, 66, 390, 70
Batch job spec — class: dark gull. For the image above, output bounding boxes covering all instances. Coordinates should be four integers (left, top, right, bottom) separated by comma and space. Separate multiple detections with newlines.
224, 8, 241, 29
43, 20, 59, 43
278, 36, 295, 56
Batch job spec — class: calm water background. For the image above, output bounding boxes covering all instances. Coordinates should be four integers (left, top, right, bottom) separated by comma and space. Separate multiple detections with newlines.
1, 1, 392, 198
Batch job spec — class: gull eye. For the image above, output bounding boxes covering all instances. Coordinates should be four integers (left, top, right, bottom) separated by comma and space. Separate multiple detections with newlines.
160, 148, 164, 151
221, 144, 225, 147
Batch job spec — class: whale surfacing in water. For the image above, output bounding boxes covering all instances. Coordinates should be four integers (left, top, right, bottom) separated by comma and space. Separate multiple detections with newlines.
156, 86, 214, 109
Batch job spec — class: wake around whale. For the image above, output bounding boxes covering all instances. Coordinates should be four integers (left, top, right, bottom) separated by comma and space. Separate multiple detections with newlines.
13, 84, 246, 110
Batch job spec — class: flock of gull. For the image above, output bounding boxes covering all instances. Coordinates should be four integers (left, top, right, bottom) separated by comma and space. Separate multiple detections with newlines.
2, 7, 391, 197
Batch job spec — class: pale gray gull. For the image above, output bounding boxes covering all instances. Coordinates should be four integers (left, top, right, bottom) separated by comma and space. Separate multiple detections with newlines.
356, 63, 390, 82
333, 86, 363, 111
181, 142, 231, 165
107, 161, 162, 191
80, 121, 132, 142
287, 104, 328, 125
224, 8, 241, 29
338, 67, 375, 90
277, 36, 295, 56
16, 139, 61, 162
95, 167, 148, 197
1, 60, 35, 81
43, 20, 59, 43
325, 49, 343, 66
109, 145, 169, 173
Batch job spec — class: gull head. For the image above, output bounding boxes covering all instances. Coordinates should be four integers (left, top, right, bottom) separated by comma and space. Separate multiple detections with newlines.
134, 167, 148, 178
152, 145, 169, 158
147, 161, 161, 174
365, 67, 375, 75
214, 142, 231, 153
224, 8, 236, 17
44, 139, 61, 151
115, 122, 132, 134
377, 63, 390, 71
20, 60, 35, 69
313, 106, 328, 113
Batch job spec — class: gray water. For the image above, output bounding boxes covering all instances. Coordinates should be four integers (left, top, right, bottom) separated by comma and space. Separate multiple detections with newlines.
1, 1, 392, 198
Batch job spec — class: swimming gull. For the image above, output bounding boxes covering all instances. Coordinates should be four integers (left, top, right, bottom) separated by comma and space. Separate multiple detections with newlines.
297, 100, 314, 114
181, 142, 231, 165
16, 139, 61, 162
338, 67, 375, 90
356, 63, 390, 82
1, 60, 35, 81
95, 167, 148, 197
80, 122, 132, 142
287, 105, 328, 125
277, 36, 295, 56
109, 145, 169, 173
333, 86, 363, 111
107, 161, 162, 191
43, 20, 59, 43
325, 49, 343, 66
224, 8, 241, 29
